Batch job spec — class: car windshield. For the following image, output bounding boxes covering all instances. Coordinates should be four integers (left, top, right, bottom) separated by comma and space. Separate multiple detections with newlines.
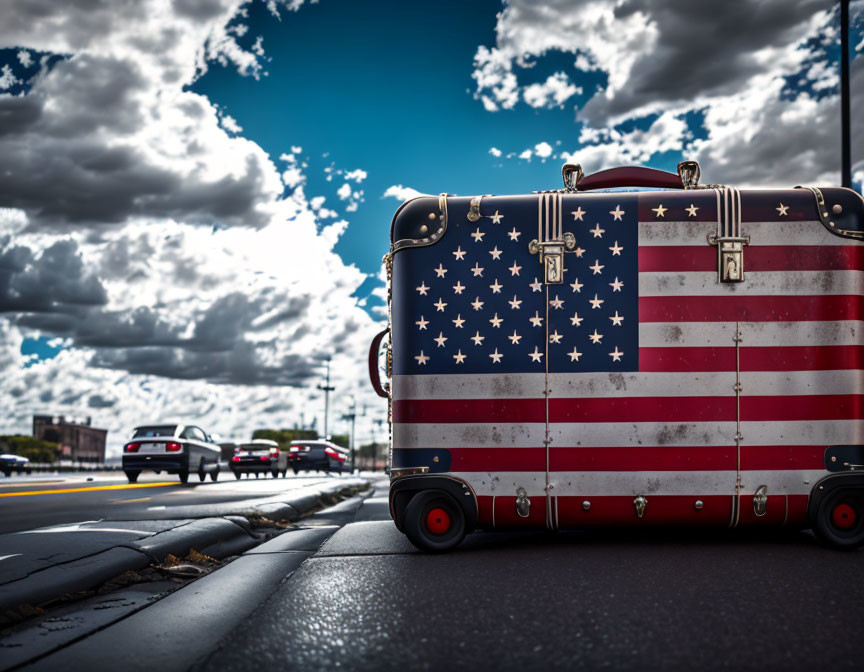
133, 425, 177, 438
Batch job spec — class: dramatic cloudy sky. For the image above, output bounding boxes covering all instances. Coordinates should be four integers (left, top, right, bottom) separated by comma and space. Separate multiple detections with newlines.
0, 0, 861, 455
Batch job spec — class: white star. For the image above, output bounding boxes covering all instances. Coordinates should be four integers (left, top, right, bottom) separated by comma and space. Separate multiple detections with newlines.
470, 331, 485, 346
609, 241, 623, 256
453, 349, 466, 364
489, 210, 503, 224
589, 294, 604, 309
471, 296, 485, 311
507, 227, 521, 241
434, 263, 448, 278
489, 348, 503, 363
529, 311, 544, 327
573, 246, 585, 258
609, 310, 624, 326
416, 281, 429, 295
453, 246, 466, 260
609, 346, 624, 362
549, 295, 564, 309
433, 332, 448, 347
415, 351, 429, 365
529, 346, 544, 362
570, 277, 583, 293
652, 204, 667, 218
686, 203, 699, 217
415, 316, 429, 330
489, 246, 502, 260
471, 263, 484, 277
433, 298, 447, 312
452, 281, 465, 295
489, 278, 503, 294
489, 313, 503, 328
777, 203, 789, 216
589, 329, 603, 344
609, 277, 624, 292
549, 330, 563, 344
508, 330, 522, 345
508, 295, 522, 310
567, 347, 582, 362
509, 261, 522, 276
530, 277, 542, 293
471, 227, 485, 243
570, 312, 583, 327
590, 223, 605, 238
589, 259, 605, 275
610, 205, 625, 221
452, 314, 465, 328
572, 206, 586, 221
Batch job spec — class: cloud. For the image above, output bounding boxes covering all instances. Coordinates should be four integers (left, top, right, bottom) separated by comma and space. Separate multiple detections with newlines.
382, 184, 423, 201
336, 183, 352, 200
489, 147, 502, 157
523, 72, 581, 109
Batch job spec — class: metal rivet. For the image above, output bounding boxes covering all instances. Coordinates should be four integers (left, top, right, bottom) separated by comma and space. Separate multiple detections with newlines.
823, 212, 829, 218
829, 222, 835, 227
832, 204, 843, 214
428, 212, 436, 220
831, 455, 837, 462
419, 224, 428, 234
582, 500, 591, 511
694, 500, 704, 511
433, 456, 439, 462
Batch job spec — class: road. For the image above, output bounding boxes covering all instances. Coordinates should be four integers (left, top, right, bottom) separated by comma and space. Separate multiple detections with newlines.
19, 479, 864, 672
0, 469, 349, 534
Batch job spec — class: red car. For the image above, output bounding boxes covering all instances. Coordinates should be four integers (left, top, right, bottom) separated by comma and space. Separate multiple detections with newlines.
231, 440, 289, 478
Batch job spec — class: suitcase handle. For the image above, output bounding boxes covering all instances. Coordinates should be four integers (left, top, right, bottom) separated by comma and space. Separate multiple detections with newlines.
564, 161, 701, 192
368, 328, 390, 398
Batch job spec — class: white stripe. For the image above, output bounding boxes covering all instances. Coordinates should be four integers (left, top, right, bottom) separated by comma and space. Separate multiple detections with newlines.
394, 370, 862, 400
393, 420, 861, 449
639, 270, 864, 297
638, 220, 855, 247
639, 321, 863, 348
449, 469, 825, 497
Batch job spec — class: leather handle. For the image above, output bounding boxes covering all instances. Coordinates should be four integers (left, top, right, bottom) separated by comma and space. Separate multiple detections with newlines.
368, 328, 390, 398
577, 166, 685, 191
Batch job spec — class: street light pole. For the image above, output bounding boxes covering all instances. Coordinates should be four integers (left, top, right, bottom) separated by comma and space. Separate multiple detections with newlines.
317, 356, 335, 438
840, 0, 851, 188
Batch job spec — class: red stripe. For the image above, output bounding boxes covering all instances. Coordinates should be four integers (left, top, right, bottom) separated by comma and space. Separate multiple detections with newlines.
740, 445, 825, 471
394, 394, 861, 424
640, 345, 863, 371
639, 295, 864, 322
639, 246, 864, 272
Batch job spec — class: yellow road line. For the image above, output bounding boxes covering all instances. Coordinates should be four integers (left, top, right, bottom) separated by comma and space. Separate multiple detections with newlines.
0, 483, 178, 498
110, 496, 152, 504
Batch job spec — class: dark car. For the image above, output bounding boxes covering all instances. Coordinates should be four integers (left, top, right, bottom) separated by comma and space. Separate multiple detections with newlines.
287, 440, 348, 474
122, 424, 221, 484
230, 439, 288, 479
0, 454, 31, 477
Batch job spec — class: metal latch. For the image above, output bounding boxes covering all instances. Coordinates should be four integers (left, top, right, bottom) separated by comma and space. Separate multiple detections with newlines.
633, 495, 647, 519
515, 487, 530, 518
528, 234, 576, 284
708, 186, 749, 283
753, 485, 768, 517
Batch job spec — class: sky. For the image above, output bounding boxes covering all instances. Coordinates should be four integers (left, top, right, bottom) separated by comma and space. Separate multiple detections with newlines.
0, 0, 862, 455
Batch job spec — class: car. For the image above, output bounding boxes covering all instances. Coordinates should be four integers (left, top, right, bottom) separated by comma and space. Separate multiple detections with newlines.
0, 454, 31, 477
230, 439, 288, 479
287, 440, 348, 474
122, 424, 221, 484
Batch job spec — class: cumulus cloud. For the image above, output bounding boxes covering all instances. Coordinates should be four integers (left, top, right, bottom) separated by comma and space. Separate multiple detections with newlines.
382, 184, 423, 201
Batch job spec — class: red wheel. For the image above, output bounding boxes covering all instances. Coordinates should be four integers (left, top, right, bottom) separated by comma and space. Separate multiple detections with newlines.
832, 503, 856, 529
425, 507, 451, 535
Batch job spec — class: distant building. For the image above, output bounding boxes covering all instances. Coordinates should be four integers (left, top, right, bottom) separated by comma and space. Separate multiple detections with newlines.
32, 415, 107, 463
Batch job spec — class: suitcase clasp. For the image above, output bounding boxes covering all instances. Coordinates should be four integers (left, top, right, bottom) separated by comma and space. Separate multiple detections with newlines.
528, 233, 576, 284
753, 485, 768, 517
515, 487, 531, 518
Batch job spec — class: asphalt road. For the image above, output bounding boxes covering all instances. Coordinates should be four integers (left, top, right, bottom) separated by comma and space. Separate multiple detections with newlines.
0, 469, 351, 534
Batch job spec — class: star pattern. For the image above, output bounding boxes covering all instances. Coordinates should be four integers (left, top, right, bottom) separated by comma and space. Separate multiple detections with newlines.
686, 204, 699, 217
776, 203, 789, 216
651, 204, 667, 218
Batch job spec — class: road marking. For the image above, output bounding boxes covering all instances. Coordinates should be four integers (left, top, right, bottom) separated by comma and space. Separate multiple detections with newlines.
0, 554, 22, 562
0, 482, 178, 498
17, 523, 152, 535
0, 480, 65, 488
110, 496, 152, 504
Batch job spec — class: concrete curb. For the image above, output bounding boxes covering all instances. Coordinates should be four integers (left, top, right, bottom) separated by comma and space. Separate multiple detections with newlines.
0, 477, 372, 616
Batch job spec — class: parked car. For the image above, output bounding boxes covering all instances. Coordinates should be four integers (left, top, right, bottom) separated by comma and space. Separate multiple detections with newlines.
122, 424, 221, 484
0, 454, 31, 477
288, 440, 348, 474
230, 439, 288, 479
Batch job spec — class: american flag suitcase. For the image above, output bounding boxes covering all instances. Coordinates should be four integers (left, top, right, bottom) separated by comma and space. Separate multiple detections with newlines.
369, 161, 864, 552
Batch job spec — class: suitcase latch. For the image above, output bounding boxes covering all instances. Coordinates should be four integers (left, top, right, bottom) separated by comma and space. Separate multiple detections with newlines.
708, 234, 749, 283
753, 485, 768, 517
528, 234, 576, 284
515, 487, 531, 518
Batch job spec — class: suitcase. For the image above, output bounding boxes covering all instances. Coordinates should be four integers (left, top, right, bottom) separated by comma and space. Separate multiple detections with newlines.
368, 161, 864, 552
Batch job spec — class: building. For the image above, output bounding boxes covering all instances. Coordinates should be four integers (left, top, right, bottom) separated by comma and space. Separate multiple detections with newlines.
33, 415, 108, 463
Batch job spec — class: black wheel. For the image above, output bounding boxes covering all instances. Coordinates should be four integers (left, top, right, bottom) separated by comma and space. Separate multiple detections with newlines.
292, 467, 298, 475
210, 465, 219, 482
255, 472, 260, 479
3, 469, 11, 477
233, 470, 241, 480
403, 489, 466, 553
198, 461, 206, 482
271, 469, 279, 478
124, 470, 140, 484
814, 488, 864, 549
178, 470, 189, 484
282, 469, 288, 478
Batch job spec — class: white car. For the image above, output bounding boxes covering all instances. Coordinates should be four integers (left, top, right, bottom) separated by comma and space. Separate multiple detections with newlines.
0, 454, 31, 477
122, 424, 221, 484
